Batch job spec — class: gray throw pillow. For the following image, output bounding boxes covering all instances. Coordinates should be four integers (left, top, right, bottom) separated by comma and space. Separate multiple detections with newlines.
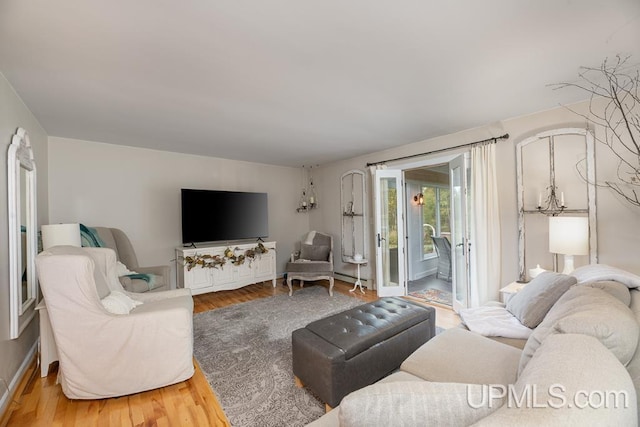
506, 271, 576, 328
300, 244, 330, 261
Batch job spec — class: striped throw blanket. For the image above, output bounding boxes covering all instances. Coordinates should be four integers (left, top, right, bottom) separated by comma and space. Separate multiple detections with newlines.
80, 224, 106, 247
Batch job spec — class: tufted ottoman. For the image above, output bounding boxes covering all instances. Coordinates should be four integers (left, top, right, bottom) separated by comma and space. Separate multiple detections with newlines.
292, 297, 436, 409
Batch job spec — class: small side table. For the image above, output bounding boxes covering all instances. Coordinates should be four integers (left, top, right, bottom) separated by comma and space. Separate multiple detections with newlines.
36, 300, 59, 377
499, 281, 529, 304
346, 258, 367, 294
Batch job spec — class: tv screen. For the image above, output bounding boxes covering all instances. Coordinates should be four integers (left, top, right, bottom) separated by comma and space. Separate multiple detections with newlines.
181, 189, 268, 244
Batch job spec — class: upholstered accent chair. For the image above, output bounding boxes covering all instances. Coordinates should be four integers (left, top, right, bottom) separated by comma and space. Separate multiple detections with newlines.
92, 227, 170, 292
35, 246, 194, 399
432, 236, 452, 282
286, 231, 334, 296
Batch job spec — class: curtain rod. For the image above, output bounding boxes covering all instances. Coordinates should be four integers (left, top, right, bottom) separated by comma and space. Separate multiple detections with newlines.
365, 133, 510, 167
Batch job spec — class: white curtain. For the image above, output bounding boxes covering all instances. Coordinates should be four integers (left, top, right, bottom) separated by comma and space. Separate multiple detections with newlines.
469, 142, 501, 307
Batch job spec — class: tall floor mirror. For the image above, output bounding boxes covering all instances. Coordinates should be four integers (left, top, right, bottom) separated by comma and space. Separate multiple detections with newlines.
8, 127, 38, 339
341, 170, 367, 262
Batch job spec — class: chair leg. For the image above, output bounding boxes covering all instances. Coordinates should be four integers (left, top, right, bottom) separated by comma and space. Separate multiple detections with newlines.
287, 277, 293, 296
329, 277, 334, 296
300, 280, 304, 289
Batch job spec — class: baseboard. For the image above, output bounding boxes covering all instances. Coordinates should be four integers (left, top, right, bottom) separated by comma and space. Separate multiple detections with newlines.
0, 339, 38, 420
411, 268, 437, 282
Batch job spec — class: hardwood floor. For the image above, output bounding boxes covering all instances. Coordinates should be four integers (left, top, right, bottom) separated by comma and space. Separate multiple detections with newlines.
1, 279, 459, 427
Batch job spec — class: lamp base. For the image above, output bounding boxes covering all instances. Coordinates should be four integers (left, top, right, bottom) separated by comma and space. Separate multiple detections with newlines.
561, 254, 575, 275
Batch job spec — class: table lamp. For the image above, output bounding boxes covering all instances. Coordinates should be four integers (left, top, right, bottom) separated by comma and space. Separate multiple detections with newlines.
41, 223, 82, 250
548, 216, 589, 274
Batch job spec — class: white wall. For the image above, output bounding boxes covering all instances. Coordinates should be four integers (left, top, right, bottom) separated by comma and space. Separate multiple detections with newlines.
0, 73, 48, 413
47, 97, 640, 300
48, 138, 309, 284
313, 100, 640, 298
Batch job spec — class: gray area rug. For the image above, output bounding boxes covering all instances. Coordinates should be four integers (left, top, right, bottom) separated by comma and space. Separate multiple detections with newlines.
193, 285, 365, 427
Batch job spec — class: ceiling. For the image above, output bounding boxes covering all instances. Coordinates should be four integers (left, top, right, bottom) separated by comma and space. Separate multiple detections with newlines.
1, 1, 639, 167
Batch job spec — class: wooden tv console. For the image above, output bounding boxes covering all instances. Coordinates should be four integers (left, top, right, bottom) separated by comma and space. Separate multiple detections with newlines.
176, 241, 276, 295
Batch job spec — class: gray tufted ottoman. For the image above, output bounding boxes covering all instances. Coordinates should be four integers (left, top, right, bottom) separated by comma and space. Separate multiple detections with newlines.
292, 297, 436, 409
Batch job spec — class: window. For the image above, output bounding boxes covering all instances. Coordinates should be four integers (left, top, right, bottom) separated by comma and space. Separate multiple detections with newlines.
421, 185, 450, 258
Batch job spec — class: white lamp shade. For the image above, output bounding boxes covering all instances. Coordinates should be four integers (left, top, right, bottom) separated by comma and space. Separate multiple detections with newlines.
548, 216, 589, 255
41, 223, 82, 250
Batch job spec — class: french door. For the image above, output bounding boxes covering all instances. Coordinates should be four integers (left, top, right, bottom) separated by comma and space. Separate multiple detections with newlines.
449, 154, 470, 312
374, 170, 406, 297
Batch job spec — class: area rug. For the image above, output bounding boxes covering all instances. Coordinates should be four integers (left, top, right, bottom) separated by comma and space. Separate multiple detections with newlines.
193, 286, 364, 427
408, 288, 453, 306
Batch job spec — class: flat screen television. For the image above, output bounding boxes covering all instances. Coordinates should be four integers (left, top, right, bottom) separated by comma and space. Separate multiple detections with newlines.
181, 189, 268, 244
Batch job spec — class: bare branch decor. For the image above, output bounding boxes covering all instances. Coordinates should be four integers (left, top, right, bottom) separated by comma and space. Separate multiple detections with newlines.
554, 55, 640, 207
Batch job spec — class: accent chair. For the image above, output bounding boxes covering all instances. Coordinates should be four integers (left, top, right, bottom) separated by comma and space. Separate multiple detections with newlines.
432, 236, 452, 282
35, 245, 194, 399
286, 231, 334, 296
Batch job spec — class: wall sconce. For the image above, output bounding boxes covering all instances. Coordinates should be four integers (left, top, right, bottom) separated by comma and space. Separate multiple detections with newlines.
413, 193, 424, 206
296, 165, 318, 213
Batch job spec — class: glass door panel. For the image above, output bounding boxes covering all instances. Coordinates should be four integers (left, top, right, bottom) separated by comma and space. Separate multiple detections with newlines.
450, 154, 469, 312
374, 170, 406, 297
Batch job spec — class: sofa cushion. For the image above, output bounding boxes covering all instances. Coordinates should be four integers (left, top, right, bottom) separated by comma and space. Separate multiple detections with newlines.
286, 260, 332, 274
476, 334, 637, 426
120, 276, 155, 293
339, 381, 501, 427
571, 263, 640, 288
506, 272, 576, 328
518, 286, 640, 374
623, 289, 640, 426
581, 280, 631, 306
300, 243, 330, 261
401, 328, 522, 386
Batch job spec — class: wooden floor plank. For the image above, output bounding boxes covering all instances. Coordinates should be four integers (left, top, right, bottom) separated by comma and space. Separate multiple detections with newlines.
1, 278, 458, 426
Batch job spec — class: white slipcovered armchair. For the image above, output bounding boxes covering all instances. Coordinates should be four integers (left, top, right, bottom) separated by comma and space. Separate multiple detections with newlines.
35, 246, 194, 399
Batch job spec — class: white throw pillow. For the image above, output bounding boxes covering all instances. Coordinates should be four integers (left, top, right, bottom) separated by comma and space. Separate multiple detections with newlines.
571, 264, 640, 288
100, 290, 143, 315
116, 260, 135, 276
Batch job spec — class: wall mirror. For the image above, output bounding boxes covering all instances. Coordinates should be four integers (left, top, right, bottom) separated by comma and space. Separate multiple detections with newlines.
341, 170, 367, 262
8, 127, 38, 339
516, 128, 597, 281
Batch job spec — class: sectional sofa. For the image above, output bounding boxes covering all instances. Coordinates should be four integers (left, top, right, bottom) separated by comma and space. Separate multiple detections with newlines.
309, 265, 640, 426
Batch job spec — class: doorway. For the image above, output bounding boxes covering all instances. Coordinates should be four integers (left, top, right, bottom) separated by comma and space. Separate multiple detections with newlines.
373, 152, 470, 312
405, 164, 453, 306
